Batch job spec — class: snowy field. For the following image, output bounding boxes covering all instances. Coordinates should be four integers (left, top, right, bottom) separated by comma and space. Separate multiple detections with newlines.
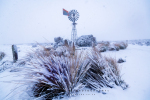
0, 44, 150, 100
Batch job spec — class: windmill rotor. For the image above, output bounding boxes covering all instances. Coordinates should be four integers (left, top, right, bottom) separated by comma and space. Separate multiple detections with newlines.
68, 10, 79, 23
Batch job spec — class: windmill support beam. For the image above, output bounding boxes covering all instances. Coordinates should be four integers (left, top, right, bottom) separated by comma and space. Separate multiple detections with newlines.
71, 22, 77, 43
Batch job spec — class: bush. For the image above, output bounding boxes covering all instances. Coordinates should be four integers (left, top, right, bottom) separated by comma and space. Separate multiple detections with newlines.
97, 41, 110, 47
76, 35, 97, 47
96, 41, 110, 52
17, 45, 128, 99
114, 42, 128, 50
83, 49, 126, 91
22, 48, 90, 99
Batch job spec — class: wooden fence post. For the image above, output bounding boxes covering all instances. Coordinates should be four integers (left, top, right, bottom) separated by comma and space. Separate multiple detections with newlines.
12, 45, 18, 63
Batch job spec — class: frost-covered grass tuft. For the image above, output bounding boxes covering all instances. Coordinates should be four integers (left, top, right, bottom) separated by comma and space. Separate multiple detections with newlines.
22, 46, 91, 99
83, 48, 128, 91
96, 41, 128, 52
97, 41, 110, 47
14, 44, 128, 99
114, 42, 128, 50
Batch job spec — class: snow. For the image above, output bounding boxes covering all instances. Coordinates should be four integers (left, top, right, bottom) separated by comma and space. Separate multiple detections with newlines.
0, 44, 150, 100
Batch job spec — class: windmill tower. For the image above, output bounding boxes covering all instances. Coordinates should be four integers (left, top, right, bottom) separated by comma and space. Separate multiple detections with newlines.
63, 9, 79, 43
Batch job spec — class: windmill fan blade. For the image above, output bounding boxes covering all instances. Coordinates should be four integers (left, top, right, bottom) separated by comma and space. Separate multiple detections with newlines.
68, 9, 79, 22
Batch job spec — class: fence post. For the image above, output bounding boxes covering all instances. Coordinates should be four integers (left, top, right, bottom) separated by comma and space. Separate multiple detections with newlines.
12, 45, 18, 63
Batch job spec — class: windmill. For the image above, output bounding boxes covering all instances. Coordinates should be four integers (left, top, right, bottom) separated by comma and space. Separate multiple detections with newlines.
63, 9, 79, 43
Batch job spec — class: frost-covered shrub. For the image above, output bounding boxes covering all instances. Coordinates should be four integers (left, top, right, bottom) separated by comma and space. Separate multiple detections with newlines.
108, 45, 116, 51
76, 35, 97, 47
0, 52, 6, 61
16, 44, 128, 99
55, 43, 76, 57
95, 41, 111, 52
97, 41, 110, 47
97, 41, 128, 52
114, 42, 128, 50
54, 37, 63, 44
145, 41, 150, 46
83, 49, 128, 91
22, 49, 90, 99
54, 37, 72, 49
96, 43, 108, 52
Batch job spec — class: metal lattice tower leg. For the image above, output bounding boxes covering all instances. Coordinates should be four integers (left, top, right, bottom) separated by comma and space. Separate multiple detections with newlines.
71, 22, 77, 43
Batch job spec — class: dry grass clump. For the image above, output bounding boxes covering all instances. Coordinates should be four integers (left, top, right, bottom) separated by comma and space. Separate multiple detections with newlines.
0, 52, 6, 61
16, 44, 128, 99
22, 47, 91, 99
105, 56, 120, 78
17, 43, 75, 67
97, 41, 110, 47
83, 50, 120, 90
96, 41, 128, 52
97, 41, 110, 48
114, 42, 128, 50
82, 47, 128, 91
96, 43, 108, 52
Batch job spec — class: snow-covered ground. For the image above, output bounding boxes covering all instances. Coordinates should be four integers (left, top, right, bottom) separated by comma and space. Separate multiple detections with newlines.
0, 44, 150, 100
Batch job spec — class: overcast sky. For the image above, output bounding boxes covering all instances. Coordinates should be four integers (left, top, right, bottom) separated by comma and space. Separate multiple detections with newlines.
0, 0, 150, 44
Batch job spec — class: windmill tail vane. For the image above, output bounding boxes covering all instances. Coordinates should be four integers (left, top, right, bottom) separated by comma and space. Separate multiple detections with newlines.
63, 9, 69, 16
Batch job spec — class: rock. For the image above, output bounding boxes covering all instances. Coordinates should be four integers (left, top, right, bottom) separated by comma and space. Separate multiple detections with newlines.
54, 37, 63, 44
76, 35, 97, 47
117, 58, 126, 63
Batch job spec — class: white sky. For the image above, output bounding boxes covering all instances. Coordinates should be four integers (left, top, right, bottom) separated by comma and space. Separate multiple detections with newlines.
0, 0, 150, 44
